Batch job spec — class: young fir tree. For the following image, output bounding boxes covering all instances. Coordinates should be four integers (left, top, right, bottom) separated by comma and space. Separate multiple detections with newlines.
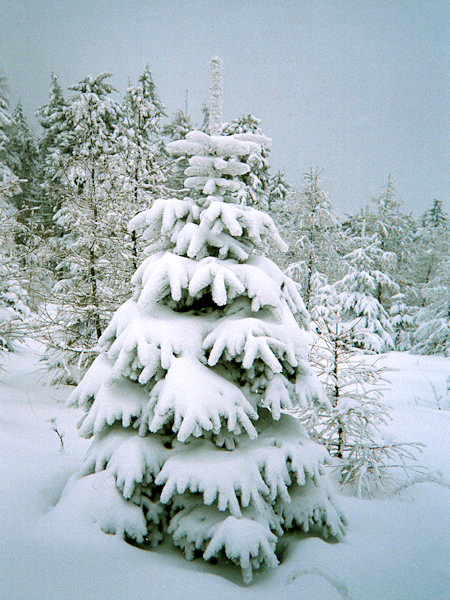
412, 200, 449, 356
343, 178, 417, 347
297, 274, 421, 497
64, 57, 345, 584
369, 177, 415, 280
267, 169, 290, 210
389, 292, 416, 351
0, 74, 19, 192
42, 73, 128, 384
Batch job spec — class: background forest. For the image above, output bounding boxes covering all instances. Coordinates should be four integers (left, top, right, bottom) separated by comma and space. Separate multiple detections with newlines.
1, 66, 448, 489
1, 66, 447, 370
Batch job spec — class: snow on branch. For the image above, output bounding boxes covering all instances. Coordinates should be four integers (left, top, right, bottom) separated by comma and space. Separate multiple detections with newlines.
81, 427, 168, 498
76, 376, 149, 438
280, 478, 346, 539
128, 198, 200, 240
200, 201, 287, 251
155, 413, 329, 515
167, 130, 263, 159
99, 300, 209, 383
129, 198, 288, 261
203, 317, 294, 372
168, 502, 280, 583
139, 356, 258, 442
132, 253, 288, 312
204, 514, 278, 584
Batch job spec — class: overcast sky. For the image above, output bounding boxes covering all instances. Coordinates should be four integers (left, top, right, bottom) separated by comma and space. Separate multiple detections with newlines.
1, 0, 448, 215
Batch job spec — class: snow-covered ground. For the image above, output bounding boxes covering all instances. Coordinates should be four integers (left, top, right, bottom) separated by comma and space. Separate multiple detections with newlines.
1, 343, 449, 600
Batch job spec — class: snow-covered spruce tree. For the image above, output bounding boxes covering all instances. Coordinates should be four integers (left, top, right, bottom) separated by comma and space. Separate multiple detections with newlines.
6, 102, 47, 305
412, 277, 449, 356
343, 178, 417, 347
335, 233, 398, 353
389, 292, 417, 351
0, 188, 30, 363
115, 66, 167, 269
412, 200, 449, 356
222, 113, 272, 210
0, 74, 20, 192
65, 57, 345, 583
41, 73, 129, 384
162, 109, 195, 191
343, 178, 415, 295
267, 169, 290, 210
36, 73, 68, 235
369, 177, 415, 283
280, 169, 343, 310
0, 76, 30, 359
298, 274, 420, 497
8, 102, 42, 237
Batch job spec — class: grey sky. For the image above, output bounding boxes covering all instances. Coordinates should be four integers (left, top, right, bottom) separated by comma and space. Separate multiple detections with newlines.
1, 0, 448, 215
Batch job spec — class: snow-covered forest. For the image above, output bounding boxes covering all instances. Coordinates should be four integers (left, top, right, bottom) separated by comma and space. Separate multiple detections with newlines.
0, 55, 449, 599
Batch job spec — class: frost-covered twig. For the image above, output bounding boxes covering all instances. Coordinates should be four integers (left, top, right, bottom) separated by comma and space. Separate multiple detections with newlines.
391, 470, 450, 495
49, 417, 65, 450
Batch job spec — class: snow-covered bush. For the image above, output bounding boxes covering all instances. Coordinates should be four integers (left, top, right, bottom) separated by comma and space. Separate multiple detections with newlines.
64, 58, 345, 583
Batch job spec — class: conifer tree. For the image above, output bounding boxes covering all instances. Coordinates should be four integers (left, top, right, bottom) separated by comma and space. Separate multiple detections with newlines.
333, 238, 397, 353
36, 73, 68, 233
267, 169, 290, 210
0, 189, 30, 362
283, 169, 342, 310
370, 177, 415, 277
412, 200, 449, 356
7, 103, 42, 242
0, 74, 20, 193
63, 57, 345, 583
389, 292, 416, 351
222, 113, 271, 209
42, 73, 128, 384
298, 274, 421, 497
162, 109, 195, 191
0, 76, 30, 353
116, 66, 167, 268
343, 177, 415, 314
5, 102, 49, 304
162, 109, 193, 141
